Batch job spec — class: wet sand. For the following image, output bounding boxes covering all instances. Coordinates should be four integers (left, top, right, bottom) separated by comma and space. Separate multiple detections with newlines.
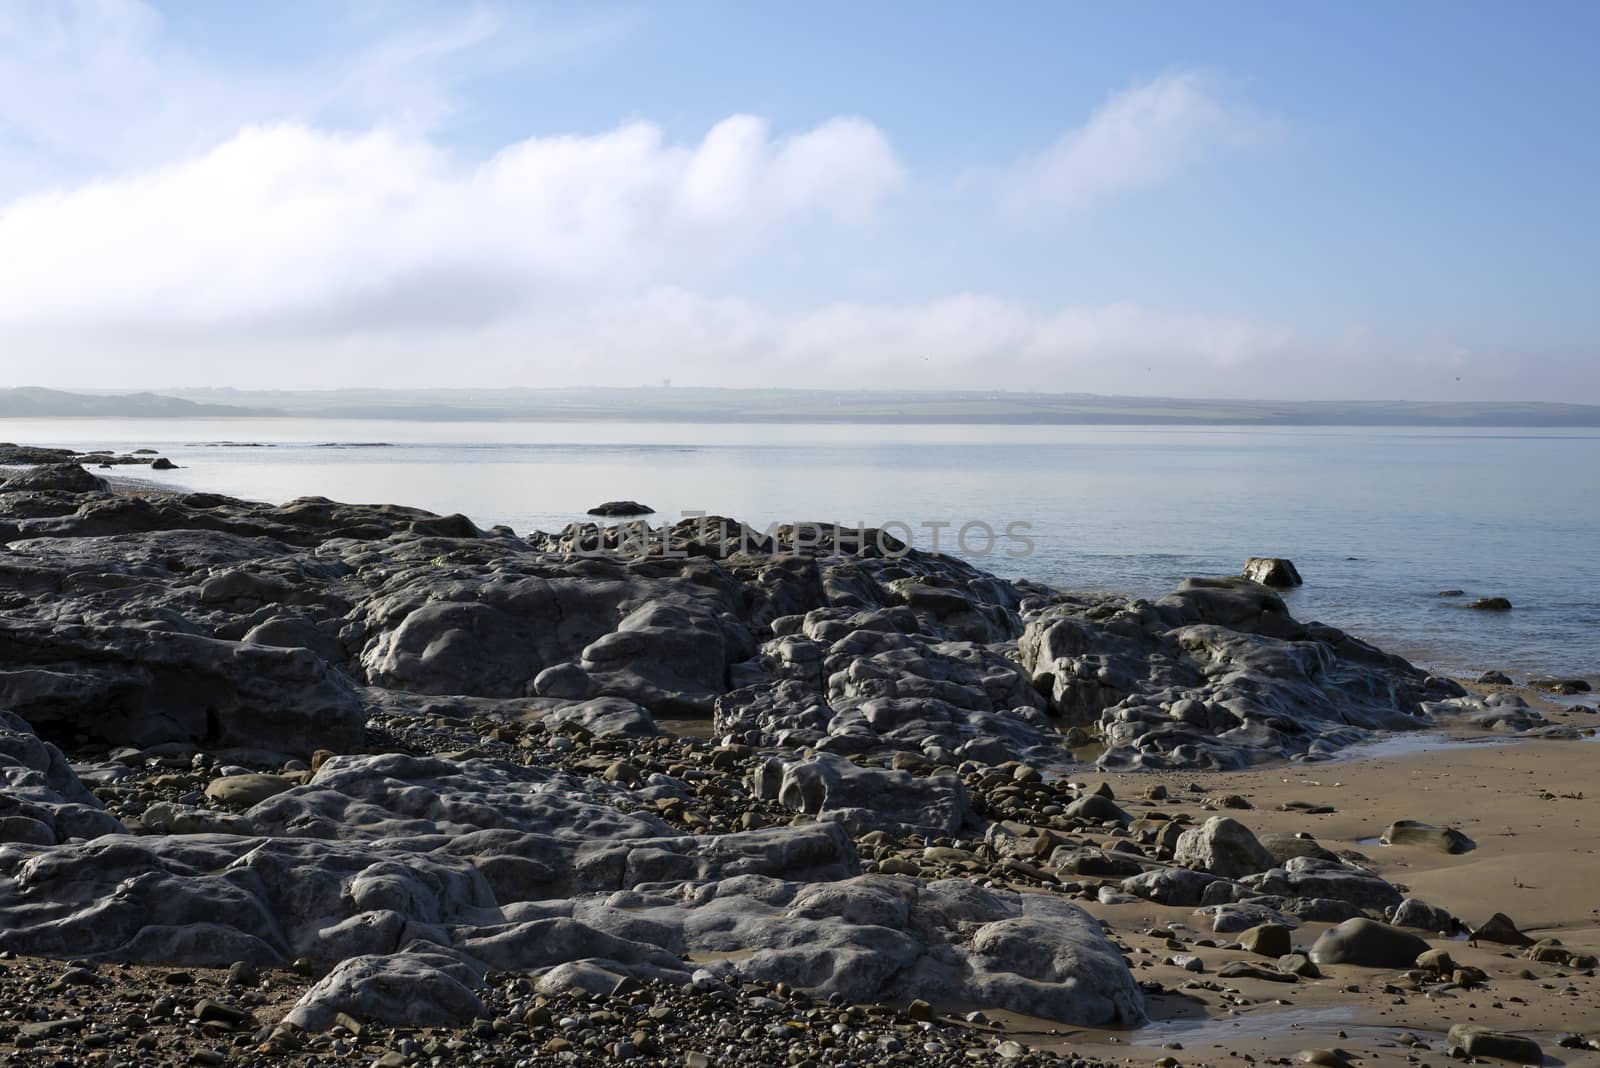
1015, 697, 1600, 1065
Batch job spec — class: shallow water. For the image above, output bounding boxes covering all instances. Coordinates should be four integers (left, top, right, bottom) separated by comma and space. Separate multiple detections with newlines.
5, 418, 1597, 681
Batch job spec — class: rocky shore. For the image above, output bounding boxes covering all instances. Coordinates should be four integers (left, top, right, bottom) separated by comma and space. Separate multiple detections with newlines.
0, 460, 1595, 1066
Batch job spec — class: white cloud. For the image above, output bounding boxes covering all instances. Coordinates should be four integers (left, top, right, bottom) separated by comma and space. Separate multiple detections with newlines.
0, 116, 905, 331
999, 72, 1268, 215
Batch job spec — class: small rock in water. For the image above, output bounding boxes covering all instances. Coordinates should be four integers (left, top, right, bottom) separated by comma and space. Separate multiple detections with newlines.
586, 500, 655, 516
1241, 557, 1303, 588
1466, 596, 1513, 611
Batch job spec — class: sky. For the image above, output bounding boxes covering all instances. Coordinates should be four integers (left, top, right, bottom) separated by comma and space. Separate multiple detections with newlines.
0, 1, 1596, 401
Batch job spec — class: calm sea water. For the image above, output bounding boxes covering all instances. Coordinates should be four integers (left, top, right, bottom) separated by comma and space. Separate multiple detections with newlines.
4, 418, 1597, 683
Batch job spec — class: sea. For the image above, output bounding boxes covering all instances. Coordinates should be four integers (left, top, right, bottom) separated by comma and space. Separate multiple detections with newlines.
4, 418, 1597, 685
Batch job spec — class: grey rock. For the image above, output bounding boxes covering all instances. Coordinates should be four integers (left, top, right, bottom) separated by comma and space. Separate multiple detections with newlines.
1, 463, 109, 495
1471, 912, 1534, 947
1383, 819, 1476, 854
1174, 817, 1277, 878
1389, 897, 1456, 933
1241, 558, 1303, 588
1446, 1025, 1541, 1063
1310, 918, 1431, 968
775, 753, 970, 836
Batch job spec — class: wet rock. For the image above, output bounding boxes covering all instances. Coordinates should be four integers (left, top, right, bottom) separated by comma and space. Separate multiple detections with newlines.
1310, 918, 1430, 968
1446, 1025, 1541, 1063
1382, 819, 1476, 854
0, 463, 109, 494
586, 501, 655, 517
1466, 597, 1512, 611
1477, 670, 1513, 686
1296, 1050, 1355, 1068
1240, 558, 1302, 588
1530, 676, 1591, 695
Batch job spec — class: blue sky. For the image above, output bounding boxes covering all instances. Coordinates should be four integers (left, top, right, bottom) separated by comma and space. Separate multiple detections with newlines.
1, 1, 1595, 399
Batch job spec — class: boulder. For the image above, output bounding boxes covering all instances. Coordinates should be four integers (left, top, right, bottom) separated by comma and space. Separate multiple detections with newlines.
0, 463, 108, 494
586, 501, 654, 517
0, 621, 366, 757
1240, 558, 1303, 588
1310, 918, 1430, 968
1238, 923, 1293, 957
1389, 897, 1456, 933
1173, 817, 1277, 878
205, 773, 298, 807
1467, 597, 1512, 611
1471, 912, 1534, 947
1382, 819, 1475, 854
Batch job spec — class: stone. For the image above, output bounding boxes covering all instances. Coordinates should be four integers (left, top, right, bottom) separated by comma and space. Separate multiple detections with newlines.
1390, 897, 1456, 933
1466, 597, 1512, 611
1446, 1025, 1542, 1063
1296, 1051, 1354, 1068
1415, 948, 1455, 975
1216, 960, 1296, 983
205, 773, 297, 807
1241, 558, 1303, 588
1278, 953, 1320, 978
1382, 819, 1475, 854
586, 501, 655, 517
1173, 817, 1277, 878
1238, 923, 1292, 957
1310, 918, 1431, 969
0, 463, 108, 494
1471, 912, 1535, 947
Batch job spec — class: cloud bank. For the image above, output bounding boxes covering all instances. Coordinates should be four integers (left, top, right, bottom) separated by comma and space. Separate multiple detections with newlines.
0, 116, 903, 330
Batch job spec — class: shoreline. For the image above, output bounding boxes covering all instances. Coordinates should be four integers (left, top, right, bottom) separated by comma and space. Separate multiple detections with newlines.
39, 464, 1600, 693
2, 454, 1598, 1064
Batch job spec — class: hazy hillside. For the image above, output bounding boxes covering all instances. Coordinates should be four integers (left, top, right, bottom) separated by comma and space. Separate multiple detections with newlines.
0, 387, 273, 418
6, 386, 1600, 426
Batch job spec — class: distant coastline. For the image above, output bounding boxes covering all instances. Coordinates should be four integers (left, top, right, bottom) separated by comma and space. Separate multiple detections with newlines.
5, 385, 1600, 427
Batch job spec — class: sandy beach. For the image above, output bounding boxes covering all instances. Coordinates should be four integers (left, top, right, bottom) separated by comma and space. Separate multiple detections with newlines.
1043, 697, 1600, 1065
